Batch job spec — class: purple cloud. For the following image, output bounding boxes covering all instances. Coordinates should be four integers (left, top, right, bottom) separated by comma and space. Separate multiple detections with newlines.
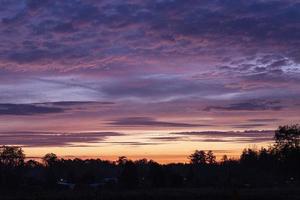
204, 100, 283, 111
0, 131, 123, 147
108, 117, 209, 128
170, 130, 275, 143
0, 0, 299, 156
0, 103, 65, 115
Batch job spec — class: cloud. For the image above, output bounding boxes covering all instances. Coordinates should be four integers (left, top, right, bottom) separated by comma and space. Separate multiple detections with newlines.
0, 131, 122, 147
150, 136, 185, 141
0, 0, 299, 72
171, 130, 275, 143
247, 118, 279, 122
231, 123, 269, 129
0, 0, 299, 141
7, 47, 89, 64
44, 101, 114, 106
192, 137, 274, 143
204, 100, 283, 111
172, 130, 274, 137
106, 141, 162, 146
33, 21, 76, 35
108, 117, 208, 127
0, 101, 116, 115
0, 103, 65, 115
100, 75, 238, 102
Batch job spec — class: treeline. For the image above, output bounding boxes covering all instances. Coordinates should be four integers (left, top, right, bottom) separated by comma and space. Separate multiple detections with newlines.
0, 124, 299, 190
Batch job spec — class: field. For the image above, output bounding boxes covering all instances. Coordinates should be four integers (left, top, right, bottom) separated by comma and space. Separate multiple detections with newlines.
1, 187, 300, 200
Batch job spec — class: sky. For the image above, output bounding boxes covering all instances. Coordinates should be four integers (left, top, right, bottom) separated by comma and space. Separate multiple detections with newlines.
0, 0, 299, 163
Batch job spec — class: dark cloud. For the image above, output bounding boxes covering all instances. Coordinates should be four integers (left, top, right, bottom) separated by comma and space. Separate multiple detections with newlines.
0, 103, 65, 115
231, 123, 268, 129
150, 136, 185, 141
32, 21, 76, 35
248, 118, 279, 122
107, 141, 162, 146
7, 46, 89, 64
204, 100, 283, 111
147, 0, 300, 45
108, 117, 207, 127
172, 130, 274, 137
0, 131, 122, 147
198, 138, 231, 143
0, 101, 115, 115
44, 101, 114, 106
234, 137, 276, 143
267, 59, 290, 69
197, 137, 274, 143
0, 0, 299, 68
171, 130, 275, 143
26, 0, 51, 10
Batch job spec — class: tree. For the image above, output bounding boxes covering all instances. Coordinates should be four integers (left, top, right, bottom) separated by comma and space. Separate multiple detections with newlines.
221, 155, 228, 163
148, 161, 166, 187
275, 124, 300, 150
42, 153, 59, 186
117, 156, 128, 166
240, 148, 258, 165
119, 161, 139, 188
206, 150, 216, 164
42, 153, 58, 167
25, 159, 42, 168
0, 146, 25, 167
189, 150, 206, 165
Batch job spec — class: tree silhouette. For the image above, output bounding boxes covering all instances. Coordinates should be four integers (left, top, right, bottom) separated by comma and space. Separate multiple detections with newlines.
42, 153, 58, 167
117, 156, 128, 166
189, 150, 206, 165
25, 159, 42, 168
240, 148, 258, 165
221, 155, 228, 163
0, 124, 299, 193
148, 161, 166, 187
0, 146, 25, 188
119, 160, 139, 188
206, 150, 216, 164
0, 146, 25, 167
42, 153, 59, 187
275, 124, 300, 150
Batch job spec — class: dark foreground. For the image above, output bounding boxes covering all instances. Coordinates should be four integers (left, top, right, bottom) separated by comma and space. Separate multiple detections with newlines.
0, 125, 299, 199
1, 188, 300, 200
